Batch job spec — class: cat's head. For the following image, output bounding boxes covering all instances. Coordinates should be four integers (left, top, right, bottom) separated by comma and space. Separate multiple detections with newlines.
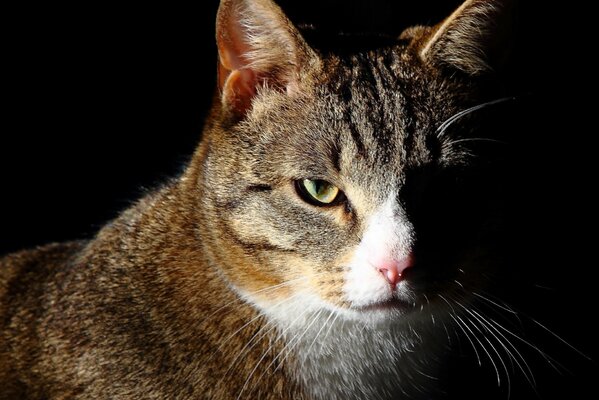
196, 0, 515, 324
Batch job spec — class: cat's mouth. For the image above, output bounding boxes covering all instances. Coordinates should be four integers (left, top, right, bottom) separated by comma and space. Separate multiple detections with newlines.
354, 297, 414, 314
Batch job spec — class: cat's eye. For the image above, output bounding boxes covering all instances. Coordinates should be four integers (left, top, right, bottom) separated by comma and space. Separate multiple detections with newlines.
295, 179, 344, 206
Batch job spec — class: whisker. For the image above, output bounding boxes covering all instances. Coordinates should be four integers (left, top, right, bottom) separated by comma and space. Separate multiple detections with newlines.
456, 301, 536, 398
305, 309, 336, 356
452, 292, 540, 392
436, 96, 516, 138
488, 317, 567, 374
216, 291, 305, 377
415, 367, 439, 381
235, 305, 313, 400
533, 284, 555, 291
234, 343, 274, 400
322, 311, 341, 344
472, 291, 524, 329
449, 313, 482, 367
441, 294, 505, 387
246, 309, 326, 397
458, 313, 502, 385
441, 320, 452, 346
216, 312, 266, 353
531, 318, 591, 361
445, 137, 506, 147
439, 294, 482, 367
198, 274, 320, 328
219, 290, 303, 350
461, 313, 509, 392
422, 294, 436, 326
221, 318, 278, 379
472, 292, 519, 315
274, 309, 325, 373
423, 293, 431, 305
468, 307, 537, 389
475, 291, 591, 364
409, 322, 422, 342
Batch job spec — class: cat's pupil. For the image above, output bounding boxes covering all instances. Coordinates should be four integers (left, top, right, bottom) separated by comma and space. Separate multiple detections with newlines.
310, 180, 326, 196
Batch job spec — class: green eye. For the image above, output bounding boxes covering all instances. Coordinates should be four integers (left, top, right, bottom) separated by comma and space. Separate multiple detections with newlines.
295, 179, 343, 206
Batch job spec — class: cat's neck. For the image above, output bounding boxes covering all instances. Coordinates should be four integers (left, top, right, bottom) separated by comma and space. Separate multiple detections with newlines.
255, 293, 439, 400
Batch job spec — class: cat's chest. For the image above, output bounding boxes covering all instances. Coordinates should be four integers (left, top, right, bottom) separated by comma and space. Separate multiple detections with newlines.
267, 305, 426, 400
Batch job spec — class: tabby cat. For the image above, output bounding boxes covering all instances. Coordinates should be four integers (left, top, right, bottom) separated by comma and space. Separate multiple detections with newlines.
1, 0, 520, 398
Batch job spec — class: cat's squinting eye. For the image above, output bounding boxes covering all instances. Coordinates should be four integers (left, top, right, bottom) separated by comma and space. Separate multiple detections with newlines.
295, 179, 344, 207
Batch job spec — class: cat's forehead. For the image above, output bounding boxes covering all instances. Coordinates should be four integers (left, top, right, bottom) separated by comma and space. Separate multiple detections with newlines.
323, 47, 461, 130
314, 48, 461, 175
244, 45, 469, 193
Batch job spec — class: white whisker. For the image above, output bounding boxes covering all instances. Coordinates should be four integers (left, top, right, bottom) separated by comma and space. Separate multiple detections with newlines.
441, 294, 502, 386
305, 310, 335, 357
217, 291, 305, 379
436, 96, 516, 138
468, 307, 537, 389
467, 315, 510, 394
472, 292, 519, 315
531, 318, 591, 361
473, 291, 524, 330
440, 294, 481, 367
446, 137, 506, 147
273, 310, 325, 372
449, 313, 482, 367
488, 317, 567, 374
235, 305, 313, 400
322, 311, 341, 344
198, 274, 319, 328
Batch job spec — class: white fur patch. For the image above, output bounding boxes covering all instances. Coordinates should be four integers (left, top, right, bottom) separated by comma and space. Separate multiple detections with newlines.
344, 196, 415, 308
255, 292, 432, 400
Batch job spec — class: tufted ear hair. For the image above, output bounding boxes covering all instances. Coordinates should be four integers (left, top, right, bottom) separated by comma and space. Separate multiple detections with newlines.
216, 0, 315, 118
419, 0, 516, 75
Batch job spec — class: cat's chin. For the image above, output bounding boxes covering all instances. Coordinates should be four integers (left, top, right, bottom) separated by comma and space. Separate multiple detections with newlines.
342, 298, 415, 324
340, 279, 418, 321
355, 298, 413, 313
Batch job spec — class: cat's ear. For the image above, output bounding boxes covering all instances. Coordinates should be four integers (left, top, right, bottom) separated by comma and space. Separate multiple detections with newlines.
419, 0, 515, 75
216, 0, 315, 118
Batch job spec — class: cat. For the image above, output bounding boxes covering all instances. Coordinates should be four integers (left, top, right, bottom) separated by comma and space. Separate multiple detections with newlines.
0, 0, 521, 399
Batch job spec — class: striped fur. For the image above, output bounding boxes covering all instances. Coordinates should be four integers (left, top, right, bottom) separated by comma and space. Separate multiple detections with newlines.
1, 0, 514, 398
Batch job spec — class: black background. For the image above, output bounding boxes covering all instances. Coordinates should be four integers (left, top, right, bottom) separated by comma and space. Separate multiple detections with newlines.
1, 1, 596, 399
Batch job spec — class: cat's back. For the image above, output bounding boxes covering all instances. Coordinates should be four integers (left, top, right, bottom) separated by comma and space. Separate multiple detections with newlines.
0, 241, 85, 399
0, 242, 84, 314
0, 241, 84, 310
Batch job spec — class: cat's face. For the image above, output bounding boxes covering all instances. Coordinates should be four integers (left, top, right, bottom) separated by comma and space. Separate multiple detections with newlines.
199, 0, 511, 324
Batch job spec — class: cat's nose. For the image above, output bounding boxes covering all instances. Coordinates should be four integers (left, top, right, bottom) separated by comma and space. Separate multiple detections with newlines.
377, 255, 413, 287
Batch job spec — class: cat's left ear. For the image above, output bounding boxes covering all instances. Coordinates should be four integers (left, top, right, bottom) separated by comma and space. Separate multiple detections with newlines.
216, 0, 316, 118
418, 0, 516, 75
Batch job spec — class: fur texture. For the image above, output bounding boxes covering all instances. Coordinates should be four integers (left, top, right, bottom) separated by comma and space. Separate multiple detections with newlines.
1, 0, 515, 399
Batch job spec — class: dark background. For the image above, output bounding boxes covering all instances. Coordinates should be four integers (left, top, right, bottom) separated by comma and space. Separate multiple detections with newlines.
2, 1, 595, 399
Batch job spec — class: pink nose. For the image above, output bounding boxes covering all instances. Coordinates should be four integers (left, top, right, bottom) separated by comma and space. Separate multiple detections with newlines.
377, 256, 414, 286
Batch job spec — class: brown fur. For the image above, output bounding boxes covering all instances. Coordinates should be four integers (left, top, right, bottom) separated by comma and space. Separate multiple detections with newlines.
1, 0, 514, 398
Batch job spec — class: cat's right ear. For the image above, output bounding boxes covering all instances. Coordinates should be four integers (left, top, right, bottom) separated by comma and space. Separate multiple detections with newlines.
216, 0, 315, 119
417, 0, 516, 75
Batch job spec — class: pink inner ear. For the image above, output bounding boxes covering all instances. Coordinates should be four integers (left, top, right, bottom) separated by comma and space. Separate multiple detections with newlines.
222, 68, 258, 116
216, 3, 259, 116
215, 0, 307, 117
217, 7, 251, 73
